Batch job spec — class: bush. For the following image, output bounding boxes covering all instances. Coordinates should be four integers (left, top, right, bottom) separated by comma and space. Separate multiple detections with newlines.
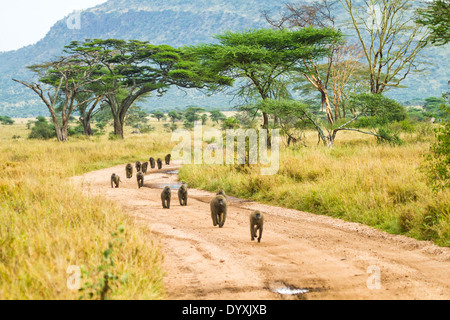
349, 93, 408, 126
0, 115, 14, 125
29, 117, 56, 140
376, 127, 404, 146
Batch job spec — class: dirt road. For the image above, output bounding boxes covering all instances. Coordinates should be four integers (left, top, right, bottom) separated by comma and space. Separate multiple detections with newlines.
72, 161, 450, 300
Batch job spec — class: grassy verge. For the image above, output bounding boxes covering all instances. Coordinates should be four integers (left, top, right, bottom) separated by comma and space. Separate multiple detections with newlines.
179, 130, 450, 247
0, 127, 175, 299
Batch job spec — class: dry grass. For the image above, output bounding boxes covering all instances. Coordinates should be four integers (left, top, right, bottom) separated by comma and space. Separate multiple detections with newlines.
0, 123, 176, 299
179, 129, 450, 247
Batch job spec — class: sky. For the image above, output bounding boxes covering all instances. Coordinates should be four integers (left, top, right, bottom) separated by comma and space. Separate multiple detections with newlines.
0, 0, 108, 52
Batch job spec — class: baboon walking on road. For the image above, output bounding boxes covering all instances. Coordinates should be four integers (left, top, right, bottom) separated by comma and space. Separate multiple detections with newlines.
165, 154, 171, 165
137, 172, 144, 188
161, 186, 171, 209
135, 161, 141, 172
210, 193, 228, 228
126, 164, 133, 179
149, 157, 155, 169
111, 173, 120, 188
250, 211, 264, 243
157, 158, 163, 170
178, 184, 188, 206
141, 162, 149, 174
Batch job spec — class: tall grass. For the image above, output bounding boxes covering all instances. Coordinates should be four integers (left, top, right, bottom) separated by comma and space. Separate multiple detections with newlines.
179, 130, 450, 247
0, 124, 175, 299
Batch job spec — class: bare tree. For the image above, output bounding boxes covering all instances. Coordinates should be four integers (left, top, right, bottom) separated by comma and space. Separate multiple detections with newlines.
340, 0, 429, 94
264, 0, 342, 125
13, 56, 103, 142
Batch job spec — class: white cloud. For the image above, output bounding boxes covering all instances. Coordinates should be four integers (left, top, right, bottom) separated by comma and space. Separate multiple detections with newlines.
0, 0, 107, 52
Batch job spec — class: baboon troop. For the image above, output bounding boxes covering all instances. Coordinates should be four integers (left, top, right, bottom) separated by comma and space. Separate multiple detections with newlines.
126, 164, 133, 179
161, 186, 171, 209
250, 211, 264, 243
165, 154, 171, 165
111, 173, 120, 188
149, 157, 155, 169
210, 192, 228, 228
137, 172, 144, 188
115, 157, 267, 242
178, 183, 188, 206
135, 161, 142, 172
141, 162, 148, 174
157, 158, 163, 170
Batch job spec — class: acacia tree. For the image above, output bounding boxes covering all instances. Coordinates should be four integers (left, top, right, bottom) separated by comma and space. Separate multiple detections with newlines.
13, 55, 103, 142
340, 0, 429, 94
416, 0, 450, 46
188, 28, 343, 130
65, 39, 229, 138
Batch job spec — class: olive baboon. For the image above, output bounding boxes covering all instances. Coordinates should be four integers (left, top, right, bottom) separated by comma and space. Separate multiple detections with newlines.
149, 157, 155, 169
161, 186, 171, 209
178, 184, 188, 206
135, 161, 142, 172
126, 164, 133, 179
157, 158, 163, 170
217, 189, 226, 197
165, 154, 171, 165
111, 173, 120, 188
137, 172, 144, 188
141, 162, 149, 174
210, 193, 228, 228
250, 211, 264, 243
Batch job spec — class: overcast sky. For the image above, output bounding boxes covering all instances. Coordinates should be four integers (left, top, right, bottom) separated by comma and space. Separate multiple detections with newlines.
0, 0, 108, 52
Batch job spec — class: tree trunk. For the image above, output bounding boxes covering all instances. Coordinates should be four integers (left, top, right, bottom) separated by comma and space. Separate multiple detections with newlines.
113, 116, 124, 139
80, 116, 93, 136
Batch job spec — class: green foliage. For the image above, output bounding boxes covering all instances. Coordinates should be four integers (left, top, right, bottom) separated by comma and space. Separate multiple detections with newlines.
416, 0, 450, 46
0, 115, 14, 125
376, 126, 405, 146
423, 96, 447, 119
79, 225, 126, 300
222, 117, 240, 130
424, 97, 450, 191
28, 117, 57, 140
209, 109, 226, 123
350, 93, 408, 127
150, 110, 165, 122
183, 106, 205, 123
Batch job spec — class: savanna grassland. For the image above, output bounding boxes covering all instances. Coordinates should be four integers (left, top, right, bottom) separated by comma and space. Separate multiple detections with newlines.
1, 117, 449, 300
0, 120, 177, 299
179, 127, 450, 247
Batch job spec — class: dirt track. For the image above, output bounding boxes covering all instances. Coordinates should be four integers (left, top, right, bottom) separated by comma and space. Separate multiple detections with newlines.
72, 161, 450, 300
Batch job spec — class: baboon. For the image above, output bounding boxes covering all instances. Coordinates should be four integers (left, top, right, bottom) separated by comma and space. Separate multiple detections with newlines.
210, 193, 228, 228
178, 184, 188, 206
217, 189, 226, 197
161, 186, 171, 209
157, 158, 163, 170
126, 164, 133, 179
137, 172, 144, 188
111, 173, 120, 188
250, 211, 264, 243
149, 157, 155, 169
141, 162, 148, 174
135, 161, 141, 172
165, 154, 171, 165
